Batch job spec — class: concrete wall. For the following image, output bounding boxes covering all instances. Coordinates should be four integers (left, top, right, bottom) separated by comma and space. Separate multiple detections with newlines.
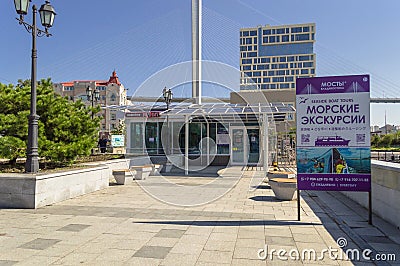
341, 160, 400, 229
0, 158, 174, 209
0, 165, 110, 209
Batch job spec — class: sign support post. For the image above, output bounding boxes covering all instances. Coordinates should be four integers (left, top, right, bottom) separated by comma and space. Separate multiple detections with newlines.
297, 189, 301, 221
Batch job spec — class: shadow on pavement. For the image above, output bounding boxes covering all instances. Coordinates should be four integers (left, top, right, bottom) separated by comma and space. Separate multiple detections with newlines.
135, 220, 317, 227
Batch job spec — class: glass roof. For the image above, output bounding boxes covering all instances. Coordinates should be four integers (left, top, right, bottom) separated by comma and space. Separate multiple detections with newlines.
163, 103, 295, 116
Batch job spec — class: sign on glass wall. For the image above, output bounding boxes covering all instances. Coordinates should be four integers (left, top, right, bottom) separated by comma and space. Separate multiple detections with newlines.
296, 75, 371, 191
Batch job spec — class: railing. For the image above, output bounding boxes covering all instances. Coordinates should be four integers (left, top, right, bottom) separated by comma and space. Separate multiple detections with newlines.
371, 150, 400, 163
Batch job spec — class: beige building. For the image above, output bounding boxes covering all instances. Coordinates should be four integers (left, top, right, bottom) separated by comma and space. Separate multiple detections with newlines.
237, 23, 316, 132
240, 23, 316, 92
53, 71, 128, 137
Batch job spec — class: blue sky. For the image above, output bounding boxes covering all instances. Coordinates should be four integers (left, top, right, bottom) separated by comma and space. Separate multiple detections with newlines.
1, 0, 399, 126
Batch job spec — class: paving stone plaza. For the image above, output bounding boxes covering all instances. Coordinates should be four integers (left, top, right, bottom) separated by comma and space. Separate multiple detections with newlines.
0, 166, 399, 265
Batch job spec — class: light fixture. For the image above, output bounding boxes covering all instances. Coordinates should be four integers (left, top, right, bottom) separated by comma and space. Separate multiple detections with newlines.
39, 1, 56, 28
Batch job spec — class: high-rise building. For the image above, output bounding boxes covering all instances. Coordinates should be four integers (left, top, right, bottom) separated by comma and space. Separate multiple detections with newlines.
53, 71, 128, 137
239, 23, 316, 91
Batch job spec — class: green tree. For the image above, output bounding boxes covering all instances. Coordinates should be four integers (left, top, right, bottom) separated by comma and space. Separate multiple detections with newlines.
0, 79, 101, 165
371, 135, 381, 147
379, 134, 394, 148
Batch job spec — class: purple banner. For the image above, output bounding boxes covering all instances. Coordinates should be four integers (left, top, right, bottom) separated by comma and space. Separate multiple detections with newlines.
296, 75, 371, 192
297, 173, 371, 191
297, 74, 370, 95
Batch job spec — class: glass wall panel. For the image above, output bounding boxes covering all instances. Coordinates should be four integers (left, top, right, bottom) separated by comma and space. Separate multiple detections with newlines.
145, 122, 158, 154
217, 123, 229, 154
172, 122, 184, 154
130, 122, 143, 154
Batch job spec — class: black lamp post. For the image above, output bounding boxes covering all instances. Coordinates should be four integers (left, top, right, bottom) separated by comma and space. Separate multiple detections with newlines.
162, 87, 173, 154
86, 86, 100, 120
14, 0, 56, 173
86, 86, 100, 154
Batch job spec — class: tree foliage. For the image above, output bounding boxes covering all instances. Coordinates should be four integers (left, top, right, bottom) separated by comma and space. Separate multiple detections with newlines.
371, 131, 400, 149
0, 79, 101, 165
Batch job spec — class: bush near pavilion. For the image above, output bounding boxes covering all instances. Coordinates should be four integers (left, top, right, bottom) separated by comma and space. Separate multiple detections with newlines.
0, 79, 100, 166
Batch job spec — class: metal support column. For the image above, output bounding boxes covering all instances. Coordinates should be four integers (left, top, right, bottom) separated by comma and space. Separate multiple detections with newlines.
262, 113, 268, 177
192, 0, 202, 105
185, 115, 189, 175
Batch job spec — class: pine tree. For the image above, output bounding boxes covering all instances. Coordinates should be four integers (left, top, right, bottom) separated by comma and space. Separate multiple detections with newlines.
0, 79, 101, 165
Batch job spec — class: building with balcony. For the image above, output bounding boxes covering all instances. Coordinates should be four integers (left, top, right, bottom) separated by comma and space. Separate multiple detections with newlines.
53, 70, 128, 137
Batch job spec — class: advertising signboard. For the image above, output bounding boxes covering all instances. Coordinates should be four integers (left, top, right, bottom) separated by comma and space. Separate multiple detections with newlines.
111, 135, 125, 147
296, 75, 371, 192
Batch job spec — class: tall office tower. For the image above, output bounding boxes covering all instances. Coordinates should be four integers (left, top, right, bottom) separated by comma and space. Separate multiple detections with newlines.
240, 23, 316, 91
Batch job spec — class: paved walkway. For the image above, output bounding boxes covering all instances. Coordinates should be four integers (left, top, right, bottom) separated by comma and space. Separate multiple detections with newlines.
0, 167, 399, 265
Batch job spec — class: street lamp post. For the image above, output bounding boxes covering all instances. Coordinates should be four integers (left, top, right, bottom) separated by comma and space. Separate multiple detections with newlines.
86, 86, 100, 120
162, 87, 173, 155
86, 86, 100, 154
14, 0, 56, 173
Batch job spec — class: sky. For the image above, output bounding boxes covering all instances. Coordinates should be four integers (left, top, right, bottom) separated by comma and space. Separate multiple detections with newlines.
1, 0, 400, 127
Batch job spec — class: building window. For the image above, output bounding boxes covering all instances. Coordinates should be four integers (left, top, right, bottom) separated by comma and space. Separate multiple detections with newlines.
301, 69, 309, 74
277, 28, 285, 34
243, 31, 249, 36
282, 35, 289, 42
277, 70, 285, 75
241, 59, 252, 64
64, 86, 74, 91
110, 93, 116, 102
303, 62, 313, 67
280, 83, 290, 89
250, 30, 257, 36
299, 55, 310, 61
269, 36, 276, 43
111, 113, 116, 120
246, 38, 252, 44
295, 34, 310, 41
263, 29, 271, 35
291, 27, 302, 33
